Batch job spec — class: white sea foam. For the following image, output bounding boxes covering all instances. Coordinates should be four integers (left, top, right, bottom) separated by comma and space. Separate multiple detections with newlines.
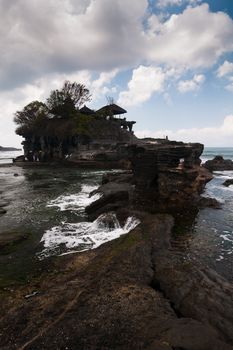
47, 184, 101, 213
38, 213, 140, 259
220, 233, 232, 242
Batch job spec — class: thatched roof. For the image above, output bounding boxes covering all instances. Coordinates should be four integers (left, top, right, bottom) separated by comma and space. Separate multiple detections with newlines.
97, 103, 127, 116
79, 105, 95, 115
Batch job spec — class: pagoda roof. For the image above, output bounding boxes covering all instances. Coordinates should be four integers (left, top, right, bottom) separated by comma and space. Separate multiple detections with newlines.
97, 103, 127, 116
79, 105, 95, 115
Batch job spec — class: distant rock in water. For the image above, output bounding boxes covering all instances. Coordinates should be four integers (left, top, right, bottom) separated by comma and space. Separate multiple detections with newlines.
203, 155, 233, 171
0, 145, 21, 151
223, 179, 233, 187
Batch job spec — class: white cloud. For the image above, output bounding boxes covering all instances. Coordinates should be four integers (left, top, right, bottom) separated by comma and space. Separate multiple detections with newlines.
217, 61, 233, 78
178, 74, 205, 93
118, 65, 167, 106
216, 61, 233, 92
0, 0, 147, 90
0, 1, 233, 92
157, 0, 201, 8
135, 115, 233, 146
225, 83, 233, 91
147, 4, 233, 68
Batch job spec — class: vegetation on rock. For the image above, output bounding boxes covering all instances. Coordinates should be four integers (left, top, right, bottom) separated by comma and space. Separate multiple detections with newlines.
14, 81, 92, 137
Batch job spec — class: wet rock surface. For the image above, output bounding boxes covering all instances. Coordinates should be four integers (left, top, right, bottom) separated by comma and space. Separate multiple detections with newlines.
0, 214, 232, 350
223, 179, 233, 187
0, 231, 30, 250
0, 208, 7, 214
204, 155, 233, 171
86, 181, 133, 220
1, 142, 232, 349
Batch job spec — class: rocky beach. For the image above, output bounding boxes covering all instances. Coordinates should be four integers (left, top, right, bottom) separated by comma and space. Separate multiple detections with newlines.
0, 144, 233, 349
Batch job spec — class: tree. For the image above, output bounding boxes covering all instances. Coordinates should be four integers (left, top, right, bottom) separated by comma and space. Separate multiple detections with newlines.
46, 81, 91, 117
14, 101, 48, 135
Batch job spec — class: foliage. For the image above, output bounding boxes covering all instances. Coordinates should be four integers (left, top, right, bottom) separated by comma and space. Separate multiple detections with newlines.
74, 114, 93, 136
14, 101, 48, 136
14, 81, 92, 136
46, 81, 91, 116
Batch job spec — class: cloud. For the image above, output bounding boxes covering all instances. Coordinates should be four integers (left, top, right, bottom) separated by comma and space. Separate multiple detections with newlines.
217, 61, 233, 78
225, 77, 233, 92
0, 1, 233, 92
177, 74, 205, 93
156, 0, 201, 8
0, 0, 147, 91
216, 61, 233, 92
135, 115, 233, 146
147, 4, 233, 68
118, 65, 167, 106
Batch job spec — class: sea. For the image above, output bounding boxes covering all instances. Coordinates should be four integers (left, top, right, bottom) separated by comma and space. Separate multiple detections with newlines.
0, 147, 232, 287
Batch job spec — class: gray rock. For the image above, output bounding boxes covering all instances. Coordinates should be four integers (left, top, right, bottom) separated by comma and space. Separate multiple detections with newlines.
204, 156, 233, 171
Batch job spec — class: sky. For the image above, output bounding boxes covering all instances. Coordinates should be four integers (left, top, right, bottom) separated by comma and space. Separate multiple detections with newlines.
0, 0, 233, 147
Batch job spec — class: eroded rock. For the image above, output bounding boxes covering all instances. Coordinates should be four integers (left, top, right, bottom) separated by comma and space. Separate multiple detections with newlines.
223, 179, 233, 187
204, 156, 233, 171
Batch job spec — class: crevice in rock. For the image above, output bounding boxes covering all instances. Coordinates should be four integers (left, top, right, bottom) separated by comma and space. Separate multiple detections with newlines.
149, 276, 183, 319
149, 250, 184, 319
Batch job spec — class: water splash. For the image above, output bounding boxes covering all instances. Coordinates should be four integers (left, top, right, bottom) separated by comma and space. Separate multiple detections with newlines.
38, 213, 140, 259
47, 184, 101, 213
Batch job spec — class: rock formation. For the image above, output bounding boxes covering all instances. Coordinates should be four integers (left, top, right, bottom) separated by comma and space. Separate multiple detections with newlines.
0, 214, 232, 349
204, 155, 233, 171
86, 141, 213, 219
223, 179, 233, 187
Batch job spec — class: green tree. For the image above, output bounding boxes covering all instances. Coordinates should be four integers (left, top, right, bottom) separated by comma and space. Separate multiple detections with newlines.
46, 81, 91, 117
14, 101, 48, 135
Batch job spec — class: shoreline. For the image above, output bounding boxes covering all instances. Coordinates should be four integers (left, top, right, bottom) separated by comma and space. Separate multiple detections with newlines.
0, 148, 233, 349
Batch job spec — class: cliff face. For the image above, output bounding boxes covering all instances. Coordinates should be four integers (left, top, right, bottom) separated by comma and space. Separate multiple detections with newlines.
19, 117, 137, 162
86, 141, 213, 219
130, 142, 212, 212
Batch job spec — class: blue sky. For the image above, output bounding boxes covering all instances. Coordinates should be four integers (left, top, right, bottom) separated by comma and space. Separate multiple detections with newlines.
0, 0, 233, 146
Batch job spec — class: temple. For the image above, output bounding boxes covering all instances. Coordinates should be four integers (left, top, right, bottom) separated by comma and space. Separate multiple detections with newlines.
19, 103, 137, 163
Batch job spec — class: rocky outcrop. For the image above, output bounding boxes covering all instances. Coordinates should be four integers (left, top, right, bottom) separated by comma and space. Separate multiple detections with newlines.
19, 117, 138, 163
204, 155, 233, 171
130, 142, 212, 212
86, 182, 132, 220
86, 142, 213, 218
0, 214, 232, 349
223, 179, 233, 187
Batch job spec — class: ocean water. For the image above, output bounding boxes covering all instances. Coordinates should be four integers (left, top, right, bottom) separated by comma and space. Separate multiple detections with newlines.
202, 147, 233, 162
0, 150, 22, 164
0, 165, 139, 287
0, 147, 232, 287
174, 147, 233, 282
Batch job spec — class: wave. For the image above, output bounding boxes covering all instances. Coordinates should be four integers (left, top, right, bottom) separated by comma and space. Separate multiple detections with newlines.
38, 213, 140, 259
202, 147, 233, 162
47, 184, 101, 213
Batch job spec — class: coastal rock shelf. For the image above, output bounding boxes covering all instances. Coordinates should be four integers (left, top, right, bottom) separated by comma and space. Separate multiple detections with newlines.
0, 214, 232, 349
